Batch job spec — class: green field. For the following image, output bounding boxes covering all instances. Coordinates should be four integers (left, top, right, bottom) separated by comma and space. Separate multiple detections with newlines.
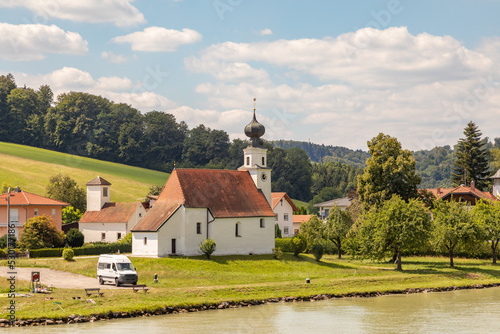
292, 199, 309, 209
0, 142, 169, 202
1, 254, 499, 320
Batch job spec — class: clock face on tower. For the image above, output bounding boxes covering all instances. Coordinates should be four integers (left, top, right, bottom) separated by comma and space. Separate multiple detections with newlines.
261, 172, 267, 182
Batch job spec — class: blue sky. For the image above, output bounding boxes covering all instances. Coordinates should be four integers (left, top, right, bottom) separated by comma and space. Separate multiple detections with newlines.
1, 0, 500, 151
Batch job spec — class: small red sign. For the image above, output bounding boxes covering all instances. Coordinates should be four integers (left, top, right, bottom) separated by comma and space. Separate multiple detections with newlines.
31, 271, 40, 282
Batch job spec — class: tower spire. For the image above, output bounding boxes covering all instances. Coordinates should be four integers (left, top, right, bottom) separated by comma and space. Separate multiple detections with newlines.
244, 98, 265, 148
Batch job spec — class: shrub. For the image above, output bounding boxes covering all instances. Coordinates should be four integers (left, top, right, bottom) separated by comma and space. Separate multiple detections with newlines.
199, 238, 217, 259
291, 235, 307, 256
65, 228, 84, 247
0, 234, 16, 248
312, 243, 324, 261
118, 233, 132, 245
273, 247, 283, 260
29, 242, 132, 258
17, 215, 65, 250
275, 238, 293, 252
62, 248, 74, 261
29, 248, 63, 258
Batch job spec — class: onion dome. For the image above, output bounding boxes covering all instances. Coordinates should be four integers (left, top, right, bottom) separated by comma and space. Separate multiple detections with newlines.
244, 98, 265, 148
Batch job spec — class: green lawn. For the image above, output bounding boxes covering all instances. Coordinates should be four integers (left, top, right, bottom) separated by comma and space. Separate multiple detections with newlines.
1, 254, 499, 320
0, 142, 169, 202
292, 199, 309, 210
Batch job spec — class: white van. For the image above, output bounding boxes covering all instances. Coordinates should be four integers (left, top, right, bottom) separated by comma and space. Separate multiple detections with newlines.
97, 254, 138, 286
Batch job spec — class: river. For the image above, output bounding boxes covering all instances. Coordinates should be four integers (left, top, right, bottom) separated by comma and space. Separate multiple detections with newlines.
9, 287, 500, 333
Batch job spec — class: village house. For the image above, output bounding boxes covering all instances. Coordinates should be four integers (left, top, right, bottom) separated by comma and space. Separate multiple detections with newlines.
79, 177, 147, 243
0, 187, 68, 238
425, 180, 498, 206
313, 197, 353, 220
131, 106, 276, 257
272, 192, 298, 238
292, 214, 314, 235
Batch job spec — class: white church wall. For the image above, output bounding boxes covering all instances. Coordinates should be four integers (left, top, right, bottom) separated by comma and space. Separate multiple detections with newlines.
132, 232, 159, 257
80, 222, 127, 243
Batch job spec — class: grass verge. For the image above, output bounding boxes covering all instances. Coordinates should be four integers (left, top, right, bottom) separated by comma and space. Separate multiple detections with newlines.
1, 254, 500, 320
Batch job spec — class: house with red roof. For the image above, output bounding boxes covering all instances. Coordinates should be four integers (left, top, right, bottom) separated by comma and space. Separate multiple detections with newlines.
272, 192, 298, 237
424, 179, 498, 205
0, 187, 68, 238
79, 177, 147, 243
132, 106, 276, 257
292, 215, 314, 235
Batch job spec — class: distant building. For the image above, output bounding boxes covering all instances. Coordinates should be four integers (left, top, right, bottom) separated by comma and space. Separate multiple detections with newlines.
492, 169, 500, 199
292, 214, 314, 235
424, 180, 497, 206
313, 197, 353, 220
0, 187, 68, 238
79, 177, 146, 243
272, 192, 298, 238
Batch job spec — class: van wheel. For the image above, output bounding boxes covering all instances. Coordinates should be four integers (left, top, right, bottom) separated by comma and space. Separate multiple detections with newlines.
98, 277, 104, 285
115, 278, 120, 287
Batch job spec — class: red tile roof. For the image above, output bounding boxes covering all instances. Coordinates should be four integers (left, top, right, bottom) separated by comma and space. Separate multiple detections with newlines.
423, 188, 454, 199
442, 185, 497, 202
0, 190, 69, 206
132, 168, 275, 232
131, 202, 181, 232
293, 215, 314, 224
80, 202, 139, 223
86, 176, 111, 186
271, 192, 299, 211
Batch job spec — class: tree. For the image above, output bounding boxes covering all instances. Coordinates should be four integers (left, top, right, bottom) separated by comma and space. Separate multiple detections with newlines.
18, 215, 65, 250
65, 228, 84, 247
199, 238, 217, 259
62, 206, 83, 224
275, 223, 282, 238
291, 234, 307, 256
148, 185, 163, 196
451, 122, 490, 190
431, 200, 476, 267
299, 215, 324, 252
312, 243, 324, 261
355, 195, 431, 270
357, 133, 421, 208
0, 234, 16, 248
472, 200, 500, 264
325, 205, 353, 259
46, 174, 86, 212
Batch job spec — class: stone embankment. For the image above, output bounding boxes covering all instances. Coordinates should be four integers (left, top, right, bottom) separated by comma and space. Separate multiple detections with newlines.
2, 282, 499, 327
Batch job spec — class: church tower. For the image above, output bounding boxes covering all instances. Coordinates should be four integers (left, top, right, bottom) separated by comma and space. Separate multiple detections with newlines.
239, 99, 272, 205
86, 176, 111, 211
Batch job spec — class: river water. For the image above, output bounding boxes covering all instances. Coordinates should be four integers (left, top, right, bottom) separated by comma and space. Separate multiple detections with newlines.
9, 287, 500, 333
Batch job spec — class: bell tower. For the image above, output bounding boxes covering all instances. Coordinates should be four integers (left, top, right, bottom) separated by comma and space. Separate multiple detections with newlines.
238, 99, 272, 205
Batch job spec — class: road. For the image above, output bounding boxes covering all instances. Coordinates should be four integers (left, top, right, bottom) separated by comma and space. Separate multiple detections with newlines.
0, 266, 125, 289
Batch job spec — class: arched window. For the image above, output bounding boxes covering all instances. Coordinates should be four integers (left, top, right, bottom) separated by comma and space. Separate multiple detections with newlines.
246, 157, 250, 166
235, 222, 241, 237
262, 157, 265, 166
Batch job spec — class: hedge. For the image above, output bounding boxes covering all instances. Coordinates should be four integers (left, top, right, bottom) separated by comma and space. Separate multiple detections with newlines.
29, 243, 132, 258
275, 238, 293, 252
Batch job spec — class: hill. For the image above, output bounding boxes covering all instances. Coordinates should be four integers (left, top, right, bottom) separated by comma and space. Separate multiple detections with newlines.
0, 142, 169, 202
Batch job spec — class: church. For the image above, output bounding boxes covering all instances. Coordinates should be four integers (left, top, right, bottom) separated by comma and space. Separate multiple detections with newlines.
131, 105, 276, 257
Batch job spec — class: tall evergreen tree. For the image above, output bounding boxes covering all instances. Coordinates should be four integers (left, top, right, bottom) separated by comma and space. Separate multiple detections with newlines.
451, 121, 490, 190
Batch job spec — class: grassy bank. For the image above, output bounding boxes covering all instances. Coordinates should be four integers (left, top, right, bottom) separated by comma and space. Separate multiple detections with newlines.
1, 254, 500, 321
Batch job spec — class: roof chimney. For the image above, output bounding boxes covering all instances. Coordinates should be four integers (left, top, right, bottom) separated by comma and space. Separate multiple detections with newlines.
437, 187, 441, 195
471, 180, 475, 191
14, 186, 21, 193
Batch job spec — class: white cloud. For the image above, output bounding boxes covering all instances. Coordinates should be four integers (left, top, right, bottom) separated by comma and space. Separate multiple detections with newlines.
187, 27, 493, 87
0, 23, 87, 61
0, 0, 145, 27
112, 27, 202, 52
260, 28, 273, 36
101, 51, 128, 64
11, 67, 176, 111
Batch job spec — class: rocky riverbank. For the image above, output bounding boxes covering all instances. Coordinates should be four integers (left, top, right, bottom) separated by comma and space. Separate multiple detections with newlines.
3, 282, 499, 328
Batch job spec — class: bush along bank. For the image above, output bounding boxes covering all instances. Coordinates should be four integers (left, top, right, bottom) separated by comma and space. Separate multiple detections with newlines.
2, 282, 500, 328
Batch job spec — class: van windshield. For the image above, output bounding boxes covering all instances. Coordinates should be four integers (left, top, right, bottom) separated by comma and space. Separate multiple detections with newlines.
116, 263, 134, 271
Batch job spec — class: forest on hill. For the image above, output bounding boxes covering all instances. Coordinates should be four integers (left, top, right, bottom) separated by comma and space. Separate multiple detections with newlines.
1, 73, 499, 206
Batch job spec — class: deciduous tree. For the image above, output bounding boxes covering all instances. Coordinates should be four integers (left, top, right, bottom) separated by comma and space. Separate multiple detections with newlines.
472, 200, 500, 264
431, 199, 476, 267
18, 215, 65, 250
325, 205, 353, 259
46, 174, 86, 212
358, 133, 421, 208
354, 195, 431, 270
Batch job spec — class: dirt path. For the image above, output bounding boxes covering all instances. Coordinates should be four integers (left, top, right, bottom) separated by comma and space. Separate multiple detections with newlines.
0, 266, 125, 290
